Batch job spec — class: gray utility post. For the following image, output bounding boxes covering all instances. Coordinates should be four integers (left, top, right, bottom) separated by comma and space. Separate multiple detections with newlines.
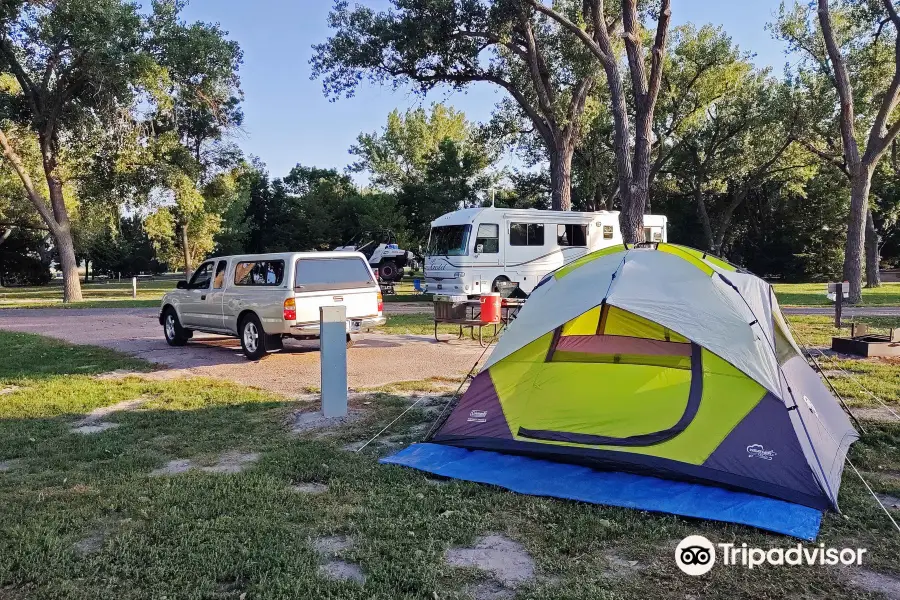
132, 277, 137, 299
320, 305, 348, 418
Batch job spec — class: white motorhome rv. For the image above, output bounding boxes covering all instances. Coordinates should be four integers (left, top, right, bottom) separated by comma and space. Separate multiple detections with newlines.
423, 207, 667, 295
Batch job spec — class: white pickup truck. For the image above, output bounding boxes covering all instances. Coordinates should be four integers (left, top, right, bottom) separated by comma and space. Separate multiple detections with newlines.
158, 251, 385, 360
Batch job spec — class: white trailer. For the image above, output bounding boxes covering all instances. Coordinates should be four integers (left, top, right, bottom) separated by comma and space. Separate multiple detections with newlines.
423, 207, 667, 295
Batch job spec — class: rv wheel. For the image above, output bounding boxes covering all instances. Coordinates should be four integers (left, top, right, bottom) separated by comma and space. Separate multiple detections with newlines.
491, 276, 510, 293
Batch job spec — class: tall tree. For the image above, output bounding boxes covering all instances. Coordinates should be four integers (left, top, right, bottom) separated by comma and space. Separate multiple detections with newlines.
667, 75, 810, 253
776, 0, 900, 302
312, 0, 599, 210
0, 0, 146, 301
526, 0, 671, 240
349, 105, 473, 189
351, 105, 496, 240
144, 0, 243, 277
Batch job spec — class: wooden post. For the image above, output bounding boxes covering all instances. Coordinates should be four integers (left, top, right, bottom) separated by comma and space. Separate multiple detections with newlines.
835, 282, 843, 329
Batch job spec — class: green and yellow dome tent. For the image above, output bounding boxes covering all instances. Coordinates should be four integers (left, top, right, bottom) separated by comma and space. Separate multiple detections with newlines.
383, 244, 858, 539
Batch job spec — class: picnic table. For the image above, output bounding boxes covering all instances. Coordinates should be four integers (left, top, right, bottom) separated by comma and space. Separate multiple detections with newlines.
433, 297, 525, 347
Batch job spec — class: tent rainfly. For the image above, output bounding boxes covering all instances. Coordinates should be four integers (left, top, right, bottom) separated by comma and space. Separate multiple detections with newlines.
426, 244, 858, 514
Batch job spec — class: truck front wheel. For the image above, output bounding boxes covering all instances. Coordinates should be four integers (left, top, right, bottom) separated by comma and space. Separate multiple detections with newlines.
162, 308, 190, 347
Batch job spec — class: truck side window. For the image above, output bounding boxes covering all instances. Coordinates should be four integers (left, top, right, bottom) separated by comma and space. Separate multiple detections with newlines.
188, 262, 214, 289
475, 224, 499, 253
234, 260, 285, 286
510, 223, 544, 246
557, 224, 587, 247
213, 261, 227, 289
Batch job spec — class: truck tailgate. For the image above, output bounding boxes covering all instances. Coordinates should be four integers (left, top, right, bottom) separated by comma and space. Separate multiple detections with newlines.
293, 287, 378, 324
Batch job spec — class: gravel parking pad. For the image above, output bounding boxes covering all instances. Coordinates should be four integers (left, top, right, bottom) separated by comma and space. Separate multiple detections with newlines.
0, 308, 484, 396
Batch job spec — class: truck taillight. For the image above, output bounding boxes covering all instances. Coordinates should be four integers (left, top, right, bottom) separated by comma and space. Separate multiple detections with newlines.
377, 291, 383, 313
283, 298, 296, 321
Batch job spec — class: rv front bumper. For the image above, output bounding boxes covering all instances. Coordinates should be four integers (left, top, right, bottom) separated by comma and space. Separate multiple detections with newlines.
290, 315, 386, 335
424, 277, 469, 294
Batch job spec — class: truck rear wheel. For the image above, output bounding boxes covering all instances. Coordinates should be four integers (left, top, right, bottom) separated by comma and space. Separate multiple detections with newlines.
378, 260, 400, 282
240, 313, 270, 361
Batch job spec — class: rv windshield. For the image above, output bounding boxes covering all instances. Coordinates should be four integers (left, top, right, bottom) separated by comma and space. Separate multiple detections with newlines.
426, 225, 471, 256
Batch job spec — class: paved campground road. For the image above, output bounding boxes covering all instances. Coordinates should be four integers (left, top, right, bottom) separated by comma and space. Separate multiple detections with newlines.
0, 307, 483, 396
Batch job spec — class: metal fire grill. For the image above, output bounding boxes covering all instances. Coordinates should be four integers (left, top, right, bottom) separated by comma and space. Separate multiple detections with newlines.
831, 323, 900, 358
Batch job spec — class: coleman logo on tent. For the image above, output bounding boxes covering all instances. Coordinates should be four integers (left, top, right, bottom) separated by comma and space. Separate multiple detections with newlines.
746, 444, 777, 461
467, 410, 488, 423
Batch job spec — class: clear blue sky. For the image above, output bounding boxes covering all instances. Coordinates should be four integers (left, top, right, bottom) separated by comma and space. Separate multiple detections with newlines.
179, 0, 793, 180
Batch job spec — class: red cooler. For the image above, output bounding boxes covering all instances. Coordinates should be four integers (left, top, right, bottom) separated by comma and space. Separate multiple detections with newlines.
480, 292, 502, 323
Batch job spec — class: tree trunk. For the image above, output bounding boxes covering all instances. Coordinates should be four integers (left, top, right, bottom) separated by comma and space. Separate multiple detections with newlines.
0, 126, 83, 302
549, 144, 573, 211
620, 185, 647, 244
56, 229, 82, 302
592, 184, 604, 212
42, 150, 83, 302
181, 223, 192, 279
865, 207, 881, 288
842, 171, 871, 304
692, 184, 715, 251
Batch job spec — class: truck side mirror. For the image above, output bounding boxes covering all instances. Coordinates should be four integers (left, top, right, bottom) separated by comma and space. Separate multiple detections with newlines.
475, 243, 484, 255
176, 280, 187, 290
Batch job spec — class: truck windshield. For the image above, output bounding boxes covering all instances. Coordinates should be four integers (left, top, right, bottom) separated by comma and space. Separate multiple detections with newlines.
426, 225, 471, 256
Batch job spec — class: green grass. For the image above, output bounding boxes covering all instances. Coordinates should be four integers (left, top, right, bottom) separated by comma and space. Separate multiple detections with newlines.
0, 279, 176, 309
0, 333, 898, 598
0, 331, 153, 382
774, 282, 900, 306
784, 315, 900, 412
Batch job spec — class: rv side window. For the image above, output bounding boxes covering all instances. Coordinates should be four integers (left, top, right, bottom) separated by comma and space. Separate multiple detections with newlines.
510, 223, 544, 246
644, 227, 663, 242
557, 224, 587, 247
475, 224, 499, 253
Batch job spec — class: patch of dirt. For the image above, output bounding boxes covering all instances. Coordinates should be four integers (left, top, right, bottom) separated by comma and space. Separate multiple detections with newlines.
94, 370, 143, 380
848, 569, 900, 600
445, 534, 535, 588
150, 459, 195, 476
853, 407, 900, 422
70, 422, 120, 435
150, 452, 259, 476
312, 535, 353, 555
465, 581, 515, 600
73, 532, 105, 556
820, 370, 847, 378
877, 493, 900, 510
318, 560, 366, 585
602, 551, 645, 578
291, 410, 365, 434
289, 482, 328, 495
201, 451, 260, 474
0, 459, 23, 472
0, 386, 21, 396
424, 477, 449, 486
341, 441, 367, 452
75, 396, 151, 426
